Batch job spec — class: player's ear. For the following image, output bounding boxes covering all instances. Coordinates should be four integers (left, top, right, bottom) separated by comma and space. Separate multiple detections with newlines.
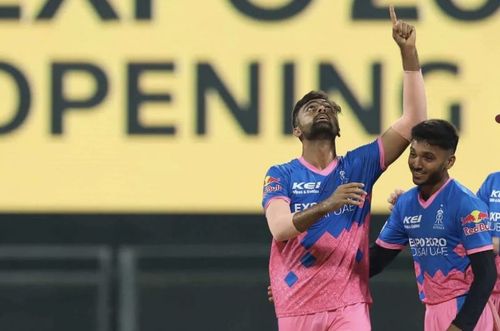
445, 155, 456, 170
293, 126, 302, 138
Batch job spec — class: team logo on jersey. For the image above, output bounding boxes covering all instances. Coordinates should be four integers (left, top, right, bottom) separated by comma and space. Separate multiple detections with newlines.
433, 204, 445, 230
403, 215, 422, 229
263, 176, 282, 194
339, 170, 349, 184
461, 210, 489, 236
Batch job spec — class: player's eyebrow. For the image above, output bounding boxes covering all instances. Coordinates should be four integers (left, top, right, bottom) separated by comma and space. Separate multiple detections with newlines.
303, 99, 338, 110
304, 100, 328, 106
409, 147, 435, 156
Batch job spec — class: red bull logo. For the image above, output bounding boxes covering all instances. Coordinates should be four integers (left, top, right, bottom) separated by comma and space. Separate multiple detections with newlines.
461, 210, 488, 226
264, 176, 280, 186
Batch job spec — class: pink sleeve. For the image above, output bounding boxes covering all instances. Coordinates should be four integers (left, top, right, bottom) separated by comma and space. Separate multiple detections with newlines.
392, 70, 427, 141
376, 238, 406, 250
377, 137, 387, 171
264, 196, 291, 211
467, 244, 494, 255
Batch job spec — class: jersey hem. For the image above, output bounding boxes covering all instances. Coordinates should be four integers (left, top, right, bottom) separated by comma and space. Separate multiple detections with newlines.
275, 299, 372, 319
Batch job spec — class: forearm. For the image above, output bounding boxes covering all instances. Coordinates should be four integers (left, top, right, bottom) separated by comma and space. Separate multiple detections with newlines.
266, 202, 327, 241
452, 250, 496, 331
265, 200, 300, 241
292, 202, 330, 233
391, 62, 427, 141
401, 46, 420, 71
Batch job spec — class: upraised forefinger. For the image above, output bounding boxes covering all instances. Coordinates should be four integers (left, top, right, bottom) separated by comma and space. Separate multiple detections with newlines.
389, 5, 397, 26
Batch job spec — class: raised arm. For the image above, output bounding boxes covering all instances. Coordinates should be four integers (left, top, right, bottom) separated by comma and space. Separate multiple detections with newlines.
381, 5, 427, 167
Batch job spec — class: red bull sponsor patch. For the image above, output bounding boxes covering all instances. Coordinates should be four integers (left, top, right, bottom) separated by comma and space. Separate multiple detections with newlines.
264, 176, 280, 186
263, 176, 283, 194
461, 210, 488, 225
462, 210, 489, 236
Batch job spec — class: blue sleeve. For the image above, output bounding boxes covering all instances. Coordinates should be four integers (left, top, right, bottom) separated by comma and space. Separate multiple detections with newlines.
476, 176, 490, 205
475, 175, 500, 238
457, 197, 492, 253
262, 166, 290, 209
377, 202, 408, 249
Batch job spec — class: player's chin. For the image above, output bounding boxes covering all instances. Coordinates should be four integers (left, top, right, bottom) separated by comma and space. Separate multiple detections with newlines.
411, 173, 426, 185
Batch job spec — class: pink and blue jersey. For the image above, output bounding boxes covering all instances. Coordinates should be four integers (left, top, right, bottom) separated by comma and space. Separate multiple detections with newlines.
377, 179, 493, 305
262, 139, 385, 318
477, 172, 500, 238
476, 172, 500, 294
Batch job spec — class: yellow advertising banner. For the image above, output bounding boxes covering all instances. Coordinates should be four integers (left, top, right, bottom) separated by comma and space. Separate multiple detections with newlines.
0, 0, 498, 212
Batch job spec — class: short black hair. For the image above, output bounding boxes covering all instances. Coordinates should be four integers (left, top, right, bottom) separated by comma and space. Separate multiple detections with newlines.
291, 90, 341, 128
411, 119, 459, 153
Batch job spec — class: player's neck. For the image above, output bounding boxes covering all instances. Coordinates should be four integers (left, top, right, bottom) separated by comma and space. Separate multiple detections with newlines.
418, 173, 450, 201
301, 139, 337, 170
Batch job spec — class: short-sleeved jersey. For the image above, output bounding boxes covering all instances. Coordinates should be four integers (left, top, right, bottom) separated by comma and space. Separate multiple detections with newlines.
476, 172, 500, 294
377, 179, 493, 305
477, 172, 500, 238
262, 139, 386, 318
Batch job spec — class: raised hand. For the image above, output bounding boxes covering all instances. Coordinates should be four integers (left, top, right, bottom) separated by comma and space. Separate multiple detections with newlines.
390, 5, 416, 49
387, 188, 405, 212
321, 182, 367, 212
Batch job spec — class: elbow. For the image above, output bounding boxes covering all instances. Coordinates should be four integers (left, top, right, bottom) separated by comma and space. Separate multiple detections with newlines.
266, 212, 299, 242
270, 229, 294, 242
268, 221, 299, 241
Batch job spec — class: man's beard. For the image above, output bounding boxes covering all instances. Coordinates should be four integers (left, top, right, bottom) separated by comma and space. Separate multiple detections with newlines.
303, 122, 338, 140
413, 165, 446, 187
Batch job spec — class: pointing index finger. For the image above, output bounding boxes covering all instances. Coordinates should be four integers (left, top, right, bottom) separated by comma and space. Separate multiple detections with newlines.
389, 5, 397, 26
